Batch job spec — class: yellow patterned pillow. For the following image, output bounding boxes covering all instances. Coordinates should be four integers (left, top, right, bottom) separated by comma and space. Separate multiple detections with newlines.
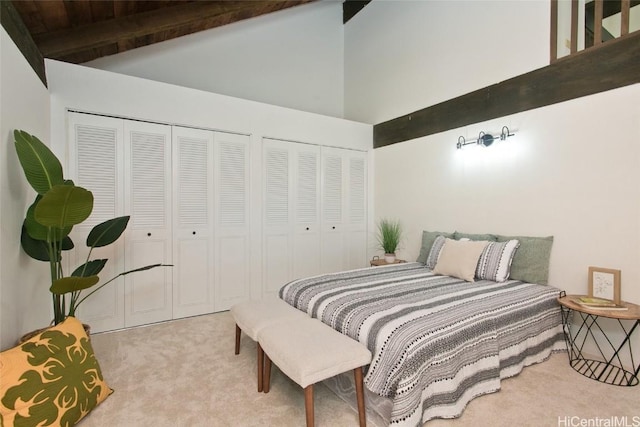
0, 317, 112, 426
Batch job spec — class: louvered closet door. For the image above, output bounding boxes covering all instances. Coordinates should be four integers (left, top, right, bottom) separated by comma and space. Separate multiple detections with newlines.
345, 151, 368, 270
263, 139, 293, 296
124, 121, 173, 327
214, 132, 251, 310
68, 113, 125, 333
321, 147, 346, 273
172, 126, 215, 318
292, 143, 321, 279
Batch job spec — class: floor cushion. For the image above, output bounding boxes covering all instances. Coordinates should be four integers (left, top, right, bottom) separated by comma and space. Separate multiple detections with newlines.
0, 317, 112, 426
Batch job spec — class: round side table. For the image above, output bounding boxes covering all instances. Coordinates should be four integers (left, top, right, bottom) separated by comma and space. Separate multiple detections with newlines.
557, 293, 640, 386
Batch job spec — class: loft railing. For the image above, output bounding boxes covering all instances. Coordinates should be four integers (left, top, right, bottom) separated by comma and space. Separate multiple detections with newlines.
551, 0, 639, 62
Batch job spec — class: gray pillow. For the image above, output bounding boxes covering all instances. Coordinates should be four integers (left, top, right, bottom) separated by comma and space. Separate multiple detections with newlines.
454, 232, 498, 242
496, 235, 554, 284
416, 230, 454, 264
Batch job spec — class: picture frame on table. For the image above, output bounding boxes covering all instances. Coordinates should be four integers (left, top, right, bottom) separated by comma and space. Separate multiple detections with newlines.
588, 266, 621, 304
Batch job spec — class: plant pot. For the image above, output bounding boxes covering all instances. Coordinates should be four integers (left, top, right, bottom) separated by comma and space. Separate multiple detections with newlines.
384, 253, 396, 263
18, 322, 91, 344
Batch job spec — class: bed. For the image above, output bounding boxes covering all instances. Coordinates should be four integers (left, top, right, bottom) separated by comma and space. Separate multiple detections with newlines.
279, 261, 565, 426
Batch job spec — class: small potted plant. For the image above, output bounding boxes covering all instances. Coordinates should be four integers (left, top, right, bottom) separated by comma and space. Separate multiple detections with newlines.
376, 218, 403, 263
14, 130, 167, 336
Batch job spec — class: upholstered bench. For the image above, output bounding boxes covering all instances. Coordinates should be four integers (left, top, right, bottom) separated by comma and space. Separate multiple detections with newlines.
230, 297, 308, 391
259, 318, 372, 427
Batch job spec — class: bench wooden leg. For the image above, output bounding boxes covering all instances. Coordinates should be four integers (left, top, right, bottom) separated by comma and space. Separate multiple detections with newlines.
263, 351, 272, 393
354, 367, 366, 427
257, 344, 264, 392
235, 324, 241, 355
304, 385, 314, 427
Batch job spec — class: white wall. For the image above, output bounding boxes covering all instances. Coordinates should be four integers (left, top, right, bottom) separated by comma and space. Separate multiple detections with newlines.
345, 1, 640, 309
374, 86, 640, 303
46, 59, 372, 307
0, 28, 52, 350
84, 1, 345, 119
344, 1, 549, 124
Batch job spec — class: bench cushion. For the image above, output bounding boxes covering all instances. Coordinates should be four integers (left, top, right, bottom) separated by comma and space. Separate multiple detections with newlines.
230, 297, 307, 340
259, 318, 372, 388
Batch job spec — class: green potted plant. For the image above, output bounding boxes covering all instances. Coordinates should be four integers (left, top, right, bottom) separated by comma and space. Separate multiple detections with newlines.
376, 218, 403, 263
15, 129, 166, 332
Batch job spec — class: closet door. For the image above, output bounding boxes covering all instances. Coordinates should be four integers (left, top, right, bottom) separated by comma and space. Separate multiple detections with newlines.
263, 139, 292, 296
172, 126, 215, 318
345, 151, 368, 270
214, 132, 251, 310
123, 121, 173, 327
68, 113, 125, 332
292, 143, 321, 280
320, 147, 345, 273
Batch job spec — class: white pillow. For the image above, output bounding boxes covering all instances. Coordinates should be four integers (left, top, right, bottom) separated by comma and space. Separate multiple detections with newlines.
432, 238, 489, 282
475, 239, 520, 282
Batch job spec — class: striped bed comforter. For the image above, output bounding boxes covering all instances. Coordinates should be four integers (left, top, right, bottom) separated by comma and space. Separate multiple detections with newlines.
279, 262, 564, 426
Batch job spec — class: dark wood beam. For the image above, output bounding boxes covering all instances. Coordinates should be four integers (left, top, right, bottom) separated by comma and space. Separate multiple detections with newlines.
36, 1, 315, 60
373, 31, 640, 148
343, 1, 371, 24
0, 1, 47, 86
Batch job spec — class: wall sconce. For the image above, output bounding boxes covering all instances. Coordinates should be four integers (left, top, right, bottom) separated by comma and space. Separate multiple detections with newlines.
456, 126, 515, 149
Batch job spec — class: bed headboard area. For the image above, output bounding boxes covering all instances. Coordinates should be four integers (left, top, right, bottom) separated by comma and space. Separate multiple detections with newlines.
416, 230, 554, 285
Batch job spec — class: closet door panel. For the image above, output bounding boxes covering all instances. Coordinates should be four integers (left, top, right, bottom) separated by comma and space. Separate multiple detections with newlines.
321, 149, 345, 273
293, 225, 319, 280
217, 236, 249, 305
215, 132, 251, 310
124, 121, 173, 327
264, 234, 290, 294
293, 144, 321, 279
68, 113, 125, 332
346, 152, 368, 270
175, 238, 210, 307
263, 139, 292, 296
128, 239, 171, 314
173, 127, 215, 318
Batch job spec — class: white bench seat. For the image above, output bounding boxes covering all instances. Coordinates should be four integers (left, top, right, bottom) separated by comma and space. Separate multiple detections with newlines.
259, 318, 372, 427
230, 297, 308, 391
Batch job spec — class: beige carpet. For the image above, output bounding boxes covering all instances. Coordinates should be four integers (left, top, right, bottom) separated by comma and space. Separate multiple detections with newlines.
80, 311, 639, 427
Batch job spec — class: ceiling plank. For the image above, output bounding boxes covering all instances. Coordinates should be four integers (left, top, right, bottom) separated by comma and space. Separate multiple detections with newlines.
35, 0, 315, 61
373, 31, 640, 148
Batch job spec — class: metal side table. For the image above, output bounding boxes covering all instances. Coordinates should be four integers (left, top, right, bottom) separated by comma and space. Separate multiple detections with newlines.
557, 293, 640, 386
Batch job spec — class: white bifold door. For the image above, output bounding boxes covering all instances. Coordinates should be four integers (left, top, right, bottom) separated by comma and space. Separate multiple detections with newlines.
262, 138, 367, 297
172, 127, 250, 316
172, 127, 215, 318
68, 114, 126, 332
123, 120, 173, 327
69, 113, 172, 331
321, 147, 368, 273
69, 113, 251, 332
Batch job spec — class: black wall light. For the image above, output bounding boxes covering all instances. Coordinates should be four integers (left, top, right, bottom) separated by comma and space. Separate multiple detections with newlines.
457, 126, 515, 149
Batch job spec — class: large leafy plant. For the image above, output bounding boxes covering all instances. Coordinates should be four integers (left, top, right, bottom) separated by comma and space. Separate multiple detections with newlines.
15, 130, 163, 325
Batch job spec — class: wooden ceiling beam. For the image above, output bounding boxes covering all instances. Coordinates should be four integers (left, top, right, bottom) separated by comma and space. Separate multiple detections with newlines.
35, 0, 315, 60
0, 0, 47, 86
373, 31, 640, 148
343, 1, 371, 24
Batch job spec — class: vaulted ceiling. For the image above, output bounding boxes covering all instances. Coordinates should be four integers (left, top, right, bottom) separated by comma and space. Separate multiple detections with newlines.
10, 0, 317, 64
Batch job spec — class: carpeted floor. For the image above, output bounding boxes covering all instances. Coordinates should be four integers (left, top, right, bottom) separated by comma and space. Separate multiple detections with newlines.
80, 311, 639, 427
